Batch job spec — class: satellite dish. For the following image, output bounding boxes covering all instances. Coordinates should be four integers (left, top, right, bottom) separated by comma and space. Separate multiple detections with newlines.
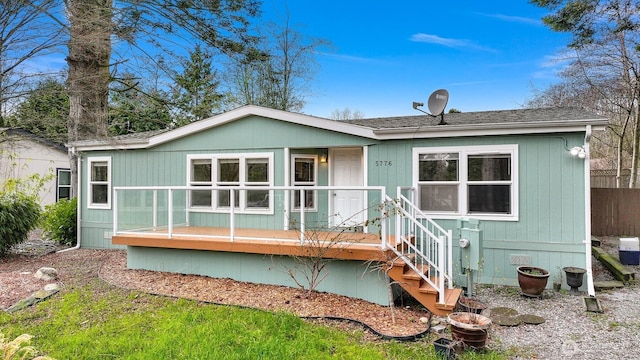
411, 89, 450, 125
427, 89, 449, 115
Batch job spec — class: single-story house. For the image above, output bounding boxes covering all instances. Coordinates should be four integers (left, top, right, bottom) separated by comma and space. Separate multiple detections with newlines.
68, 105, 607, 315
1, 128, 71, 207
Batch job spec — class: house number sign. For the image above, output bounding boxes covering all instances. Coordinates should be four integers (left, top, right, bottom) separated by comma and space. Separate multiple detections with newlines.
375, 160, 393, 166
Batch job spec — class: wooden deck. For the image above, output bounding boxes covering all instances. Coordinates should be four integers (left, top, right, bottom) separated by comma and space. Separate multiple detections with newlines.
112, 226, 395, 261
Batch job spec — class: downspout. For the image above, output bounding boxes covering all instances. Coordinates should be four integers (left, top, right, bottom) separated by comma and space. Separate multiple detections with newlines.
58, 146, 81, 253
583, 125, 595, 296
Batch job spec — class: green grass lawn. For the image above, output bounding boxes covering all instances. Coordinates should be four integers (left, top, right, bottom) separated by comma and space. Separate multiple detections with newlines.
0, 279, 506, 359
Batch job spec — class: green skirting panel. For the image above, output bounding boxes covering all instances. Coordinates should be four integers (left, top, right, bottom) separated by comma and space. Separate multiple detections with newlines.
126, 246, 391, 306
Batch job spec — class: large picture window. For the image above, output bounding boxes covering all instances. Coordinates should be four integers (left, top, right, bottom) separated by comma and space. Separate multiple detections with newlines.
187, 153, 273, 212
87, 157, 111, 209
414, 145, 518, 220
291, 155, 317, 210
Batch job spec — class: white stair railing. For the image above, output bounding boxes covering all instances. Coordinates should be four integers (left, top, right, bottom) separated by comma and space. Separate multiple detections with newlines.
385, 189, 453, 305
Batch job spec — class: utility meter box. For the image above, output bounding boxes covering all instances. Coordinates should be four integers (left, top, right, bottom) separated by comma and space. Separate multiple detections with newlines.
457, 218, 483, 271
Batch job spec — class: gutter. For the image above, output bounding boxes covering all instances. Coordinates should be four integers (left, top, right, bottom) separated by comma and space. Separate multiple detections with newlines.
57, 146, 81, 253
584, 125, 595, 296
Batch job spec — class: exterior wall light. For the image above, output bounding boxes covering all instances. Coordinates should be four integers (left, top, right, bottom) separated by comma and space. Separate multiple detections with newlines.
320, 153, 327, 163
570, 146, 586, 159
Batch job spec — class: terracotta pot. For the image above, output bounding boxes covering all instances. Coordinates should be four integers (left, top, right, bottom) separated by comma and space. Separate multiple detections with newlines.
516, 266, 550, 297
447, 312, 491, 349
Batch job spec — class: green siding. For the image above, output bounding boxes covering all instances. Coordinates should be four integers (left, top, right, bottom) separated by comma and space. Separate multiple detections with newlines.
365, 133, 588, 289
126, 246, 390, 305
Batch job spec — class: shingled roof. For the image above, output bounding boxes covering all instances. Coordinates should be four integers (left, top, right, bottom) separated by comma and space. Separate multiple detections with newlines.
69, 105, 608, 151
344, 107, 607, 130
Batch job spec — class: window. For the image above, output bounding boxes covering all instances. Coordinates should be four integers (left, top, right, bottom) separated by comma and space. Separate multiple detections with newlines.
88, 157, 111, 209
414, 145, 518, 220
187, 153, 273, 212
190, 159, 212, 207
246, 158, 269, 209
56, 168, 71, 201
292, 155, 317, 210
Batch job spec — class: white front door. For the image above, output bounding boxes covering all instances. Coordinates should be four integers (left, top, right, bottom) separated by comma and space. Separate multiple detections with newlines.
330, 148, 364, 227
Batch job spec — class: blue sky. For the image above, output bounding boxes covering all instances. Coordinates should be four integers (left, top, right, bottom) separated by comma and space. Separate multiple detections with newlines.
261, 1, 572, 118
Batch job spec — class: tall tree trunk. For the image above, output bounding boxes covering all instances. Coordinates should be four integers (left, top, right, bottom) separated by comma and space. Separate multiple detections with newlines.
617, 112, 631, 188
630, 107, 640, 188
66, 0, 112, 197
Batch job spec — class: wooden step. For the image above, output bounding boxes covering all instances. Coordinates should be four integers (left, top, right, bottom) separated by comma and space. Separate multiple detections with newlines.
396, 235, 415, 252
402, 264, 429, 281
384, 250, 462, 315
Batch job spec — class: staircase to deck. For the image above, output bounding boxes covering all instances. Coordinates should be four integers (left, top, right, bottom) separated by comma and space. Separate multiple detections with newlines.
385, 252, 462, 316
384, 192, 463, 316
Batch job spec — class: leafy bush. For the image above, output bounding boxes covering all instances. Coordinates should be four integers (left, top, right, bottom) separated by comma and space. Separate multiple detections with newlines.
0, 193, 41, 256
42, 197, 77, 246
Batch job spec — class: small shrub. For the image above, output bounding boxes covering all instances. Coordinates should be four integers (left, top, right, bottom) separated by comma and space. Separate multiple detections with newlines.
0, 193, 41, 256
42, 197, 77, 246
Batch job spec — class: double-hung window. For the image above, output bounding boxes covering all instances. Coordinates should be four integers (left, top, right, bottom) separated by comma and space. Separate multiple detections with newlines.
56, 168, 71, 201
187, 153, 273, 212
88, 157, 111, 209
414, 145, 518, 220
190, 159, 213, 207
292, 155, 317, 210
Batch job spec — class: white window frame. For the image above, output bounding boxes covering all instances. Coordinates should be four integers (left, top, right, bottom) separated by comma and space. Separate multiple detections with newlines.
186, 152, 274, 213
56, 168, 71, 201
87, 156, 111, 209
291, 154, 318, 211
413, 144, 518, 221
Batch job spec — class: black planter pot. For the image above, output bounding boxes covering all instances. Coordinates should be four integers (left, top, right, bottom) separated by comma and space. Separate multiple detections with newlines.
433, 337, 456, 359
563, 266, 586, 295
516, 266, 550, 297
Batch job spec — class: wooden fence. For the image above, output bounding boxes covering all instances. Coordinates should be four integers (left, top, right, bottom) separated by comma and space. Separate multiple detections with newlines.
591, 188, 640, 236
591, 169, 640, 188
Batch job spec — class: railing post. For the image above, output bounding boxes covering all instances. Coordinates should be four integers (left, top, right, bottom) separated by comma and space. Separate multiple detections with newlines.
380, 190, 387, 249
168, 189, 173, 239
395, 188, 402, 252
299, 189, 305, 245
438, 235, 446, 304
113, 189, 118, 235
447, 229, 453, 288
230, 188, 235, 242
152, 190, 158, 230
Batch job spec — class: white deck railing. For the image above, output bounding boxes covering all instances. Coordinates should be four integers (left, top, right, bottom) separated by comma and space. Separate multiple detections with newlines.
113, 185, 390, 248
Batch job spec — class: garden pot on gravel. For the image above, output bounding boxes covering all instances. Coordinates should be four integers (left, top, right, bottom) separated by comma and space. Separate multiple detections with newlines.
447, 312, 492, 349
516, 266, 550, 297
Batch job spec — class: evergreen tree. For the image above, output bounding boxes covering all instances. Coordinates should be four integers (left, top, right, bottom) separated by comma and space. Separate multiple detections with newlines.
171, 45, 223, 126
109, 74, 172, 135
7, 78, 69, 143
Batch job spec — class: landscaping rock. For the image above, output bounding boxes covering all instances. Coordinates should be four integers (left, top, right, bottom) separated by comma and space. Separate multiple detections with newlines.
492, 314, 521, 327
5, 287, 58, 313
44, 283, 61, 292
35, 267, 58, 281
518, 314, 545, 325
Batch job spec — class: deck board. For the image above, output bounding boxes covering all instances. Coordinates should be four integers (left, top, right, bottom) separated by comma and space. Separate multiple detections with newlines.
113, 226, 394, 261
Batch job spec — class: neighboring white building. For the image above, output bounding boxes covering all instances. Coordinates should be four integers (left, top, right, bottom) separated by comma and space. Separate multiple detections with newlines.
0, 128, 70, 207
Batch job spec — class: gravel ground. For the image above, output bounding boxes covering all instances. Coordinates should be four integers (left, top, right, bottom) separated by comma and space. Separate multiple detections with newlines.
467, 236, 640, 359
